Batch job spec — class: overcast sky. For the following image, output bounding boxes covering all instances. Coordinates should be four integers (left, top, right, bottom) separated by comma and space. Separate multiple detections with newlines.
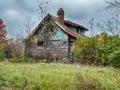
0, 0, 113, 38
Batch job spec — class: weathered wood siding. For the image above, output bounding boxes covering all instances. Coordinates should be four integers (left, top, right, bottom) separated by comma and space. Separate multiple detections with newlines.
48, 40, 68, 59
25, 40, 68, 59
25, 40, 33, 57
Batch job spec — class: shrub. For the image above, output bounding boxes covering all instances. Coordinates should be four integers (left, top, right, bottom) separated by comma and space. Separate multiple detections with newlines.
72, 34, 120, 67
24, 57, 34, 63
109, 50, 120, 68
0, 45, 5, 60
72, 37, 98, 65
97, 35, 120, 67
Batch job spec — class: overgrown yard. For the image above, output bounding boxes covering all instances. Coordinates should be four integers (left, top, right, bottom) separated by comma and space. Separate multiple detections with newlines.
0, 62, 120, 90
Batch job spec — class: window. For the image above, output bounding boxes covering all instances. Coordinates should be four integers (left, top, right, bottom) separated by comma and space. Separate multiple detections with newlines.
62, 40, 67, 44
48, 42, 52, 46
37, 41, 44, 46
0, 31, 3, 34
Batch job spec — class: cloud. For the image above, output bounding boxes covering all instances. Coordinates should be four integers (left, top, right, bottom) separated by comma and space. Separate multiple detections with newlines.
6, 9, 19, 17
49, 0, 106, 20
0, 0, 38, 37
0, 0, 112, 38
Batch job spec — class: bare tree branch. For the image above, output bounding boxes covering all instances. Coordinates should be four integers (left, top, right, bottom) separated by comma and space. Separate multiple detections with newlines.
97, 14, 120, 36
88, 18, 98, 37
36, 0, 48, 20
105, 0, 120, 14
25, 15, 35, 36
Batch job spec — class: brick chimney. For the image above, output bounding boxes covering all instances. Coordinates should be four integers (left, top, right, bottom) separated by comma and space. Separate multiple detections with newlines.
57, 8, 64, 24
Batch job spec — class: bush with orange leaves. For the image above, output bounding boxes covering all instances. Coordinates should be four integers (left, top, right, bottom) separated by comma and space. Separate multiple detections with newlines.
72, 33, 120, 67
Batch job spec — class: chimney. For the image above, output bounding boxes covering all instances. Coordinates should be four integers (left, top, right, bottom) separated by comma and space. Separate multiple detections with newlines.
57, 8, 64, 24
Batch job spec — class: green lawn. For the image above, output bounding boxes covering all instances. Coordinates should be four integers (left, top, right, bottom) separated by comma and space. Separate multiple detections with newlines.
0, 62, 120, 90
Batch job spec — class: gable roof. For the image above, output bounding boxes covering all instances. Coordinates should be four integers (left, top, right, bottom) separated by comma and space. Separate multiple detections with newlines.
24, 14, 87, 42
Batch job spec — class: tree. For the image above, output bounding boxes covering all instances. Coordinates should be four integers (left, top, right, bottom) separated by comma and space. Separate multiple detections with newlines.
0, 19, 7, 60
96, 0, 120, 36
0, 19, 7, 46
37, 0, 48, 19
106, 0, 120, 14
36, 1, 51, 61
7, 33, 24, 59
25, 15, 35, 37
87, 18, 98, 37
97, 14, 120, 36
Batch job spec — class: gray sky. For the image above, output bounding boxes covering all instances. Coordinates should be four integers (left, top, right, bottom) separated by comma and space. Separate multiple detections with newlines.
0, 0, 113, 38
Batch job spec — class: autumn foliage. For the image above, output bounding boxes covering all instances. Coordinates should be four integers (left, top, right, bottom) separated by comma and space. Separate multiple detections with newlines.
72, 33, 120, 68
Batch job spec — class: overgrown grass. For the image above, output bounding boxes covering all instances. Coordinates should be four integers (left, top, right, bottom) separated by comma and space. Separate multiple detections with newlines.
0, 62, 119, 90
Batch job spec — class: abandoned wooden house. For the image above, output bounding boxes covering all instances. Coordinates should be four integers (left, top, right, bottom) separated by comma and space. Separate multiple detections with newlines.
24, 8, 88, 60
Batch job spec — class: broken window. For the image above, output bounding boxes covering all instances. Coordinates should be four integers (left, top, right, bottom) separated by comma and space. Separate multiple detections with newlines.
37, 41, 44, 46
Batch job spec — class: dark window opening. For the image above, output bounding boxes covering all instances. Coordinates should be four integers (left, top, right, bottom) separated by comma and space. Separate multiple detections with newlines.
62, 40, 67, 44
77, 28, 78, 33
37, 41, 44, 46
50, 26, 54, 32
48, 42, 52, 46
